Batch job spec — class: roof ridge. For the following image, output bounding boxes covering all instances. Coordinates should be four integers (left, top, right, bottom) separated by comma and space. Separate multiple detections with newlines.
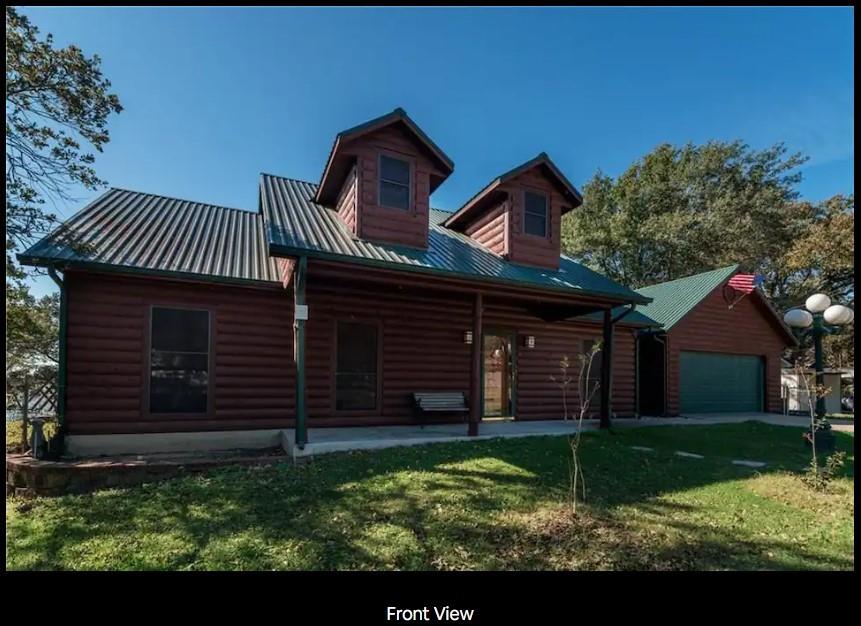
636, 263, 739, 293
259, 172, 319, 187
108, 186, 255, 215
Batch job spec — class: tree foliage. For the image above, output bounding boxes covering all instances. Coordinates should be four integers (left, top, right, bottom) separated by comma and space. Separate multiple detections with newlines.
5, 6, 122, 267
5, 7, 120, 401
562, 141, 854, 367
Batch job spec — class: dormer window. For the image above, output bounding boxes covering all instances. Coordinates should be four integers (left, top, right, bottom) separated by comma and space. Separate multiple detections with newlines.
379, 154, 411, 210
524, 190, 548, 237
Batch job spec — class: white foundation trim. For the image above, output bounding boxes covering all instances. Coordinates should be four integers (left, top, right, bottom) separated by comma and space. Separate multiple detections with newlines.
65, 429, 284, 457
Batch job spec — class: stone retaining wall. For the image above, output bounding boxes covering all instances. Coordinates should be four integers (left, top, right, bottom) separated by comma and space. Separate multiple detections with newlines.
6, 449, 287, 497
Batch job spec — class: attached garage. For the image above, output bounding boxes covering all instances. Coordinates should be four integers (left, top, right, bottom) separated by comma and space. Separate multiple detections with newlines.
679, 351, 764, 413
636, 265, 796, 416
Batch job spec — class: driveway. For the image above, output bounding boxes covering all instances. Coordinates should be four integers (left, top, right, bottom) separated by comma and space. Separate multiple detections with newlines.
672, 412, 854, 433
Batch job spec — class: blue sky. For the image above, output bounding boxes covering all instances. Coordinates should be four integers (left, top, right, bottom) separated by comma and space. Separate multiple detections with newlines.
17, 6, 854, 296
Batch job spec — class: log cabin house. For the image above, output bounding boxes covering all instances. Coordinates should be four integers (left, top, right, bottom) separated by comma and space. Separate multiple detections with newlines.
18, 108, 794, 456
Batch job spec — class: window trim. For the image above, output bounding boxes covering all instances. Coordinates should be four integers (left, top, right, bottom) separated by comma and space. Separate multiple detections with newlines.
522, 189, 550, 239
377, 151, 413, 212
331, 318, 383, 416
143, 304, 215, 418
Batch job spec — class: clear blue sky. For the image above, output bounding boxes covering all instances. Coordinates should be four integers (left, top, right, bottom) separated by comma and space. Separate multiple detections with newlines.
18, 6, 854, 296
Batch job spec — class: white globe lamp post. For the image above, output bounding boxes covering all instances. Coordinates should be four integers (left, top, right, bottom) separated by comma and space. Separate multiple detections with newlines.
783, 293, 854, 421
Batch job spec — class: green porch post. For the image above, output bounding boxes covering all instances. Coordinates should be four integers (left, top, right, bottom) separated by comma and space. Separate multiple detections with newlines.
294, 256, 308, 449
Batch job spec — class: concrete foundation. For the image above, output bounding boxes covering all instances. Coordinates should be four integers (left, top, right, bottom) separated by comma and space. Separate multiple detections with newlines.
65, 429, 283, 457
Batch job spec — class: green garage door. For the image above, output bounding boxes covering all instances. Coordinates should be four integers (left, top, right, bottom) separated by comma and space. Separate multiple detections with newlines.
679, 352, 764, 413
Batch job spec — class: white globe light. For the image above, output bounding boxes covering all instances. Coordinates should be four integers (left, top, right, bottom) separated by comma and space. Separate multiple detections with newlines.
784, 308, 813, 328
805, 293, 832, 313
824, 304, 854, 326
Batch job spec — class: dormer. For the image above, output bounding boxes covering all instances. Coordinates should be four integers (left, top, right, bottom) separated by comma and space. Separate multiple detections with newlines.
443, 153, 583, 270
315, 108, 454, 249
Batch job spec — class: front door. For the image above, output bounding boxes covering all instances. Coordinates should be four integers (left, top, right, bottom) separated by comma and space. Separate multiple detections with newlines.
483, 332, 515, 417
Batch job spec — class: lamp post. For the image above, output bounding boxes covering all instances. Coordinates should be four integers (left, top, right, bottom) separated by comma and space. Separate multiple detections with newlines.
783, 294, 854, 422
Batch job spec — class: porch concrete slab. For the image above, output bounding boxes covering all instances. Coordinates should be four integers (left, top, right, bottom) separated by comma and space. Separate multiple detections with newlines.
283, 419, 588, 458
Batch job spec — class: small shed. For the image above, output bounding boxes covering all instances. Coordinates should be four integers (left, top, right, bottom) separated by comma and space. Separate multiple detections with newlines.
780, 368, 845, 416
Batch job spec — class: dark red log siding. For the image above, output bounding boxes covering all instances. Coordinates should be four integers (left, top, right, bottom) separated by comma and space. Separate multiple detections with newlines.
503, 168, 568, 270
65, 272, 294, 434
665, 286, 789, 416
458, 167, 572, 270
337, 125, 445, 249
485, 302, 637, 420
462, 199, 508, 256
336, 164, 358, 234
303, 276, 637, 424
64, 269, 638, 435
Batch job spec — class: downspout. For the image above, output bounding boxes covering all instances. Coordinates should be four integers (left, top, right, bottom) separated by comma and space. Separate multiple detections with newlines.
294, 256, 308, 449
47, 266, 68, 449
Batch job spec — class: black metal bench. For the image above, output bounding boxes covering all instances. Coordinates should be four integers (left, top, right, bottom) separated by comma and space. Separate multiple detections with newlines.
412, 392, 469, 424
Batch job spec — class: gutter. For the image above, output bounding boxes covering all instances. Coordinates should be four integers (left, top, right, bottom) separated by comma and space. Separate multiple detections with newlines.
268, 243, 651, 306
47, 266, 68, 450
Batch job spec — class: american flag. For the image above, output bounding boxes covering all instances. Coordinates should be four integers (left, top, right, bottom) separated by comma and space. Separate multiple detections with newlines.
727, 273, 765, 293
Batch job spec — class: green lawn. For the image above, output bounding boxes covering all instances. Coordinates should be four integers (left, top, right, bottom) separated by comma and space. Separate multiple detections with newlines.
5, 422, 854, 571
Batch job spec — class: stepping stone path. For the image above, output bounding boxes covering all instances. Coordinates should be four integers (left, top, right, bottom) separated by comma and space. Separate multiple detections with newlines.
732, 460, 767, 468
628, 447, 768, 469
675, 451, 705, 459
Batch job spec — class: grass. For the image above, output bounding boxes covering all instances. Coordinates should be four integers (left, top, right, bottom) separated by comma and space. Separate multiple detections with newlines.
5, 422, 854, 571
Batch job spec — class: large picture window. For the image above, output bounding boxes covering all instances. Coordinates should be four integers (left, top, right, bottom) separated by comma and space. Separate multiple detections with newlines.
379, 154, 411, 210
524, 191, 548, 237
336, 321, 378, 411
150, 307, 210, 414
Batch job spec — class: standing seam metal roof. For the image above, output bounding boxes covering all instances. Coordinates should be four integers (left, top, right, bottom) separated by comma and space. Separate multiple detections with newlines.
259, 174, 650, 304
18, 188, 280, 285
634, 264, 741, 329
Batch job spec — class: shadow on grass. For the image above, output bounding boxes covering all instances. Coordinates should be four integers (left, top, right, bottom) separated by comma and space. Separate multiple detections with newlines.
5, 422, 855, 571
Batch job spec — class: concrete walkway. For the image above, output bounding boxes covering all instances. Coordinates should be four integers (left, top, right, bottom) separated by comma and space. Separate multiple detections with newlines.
284, 412, 852, 458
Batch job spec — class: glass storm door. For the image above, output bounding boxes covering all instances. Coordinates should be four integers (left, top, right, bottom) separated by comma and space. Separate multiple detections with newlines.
483, 333, 514, 417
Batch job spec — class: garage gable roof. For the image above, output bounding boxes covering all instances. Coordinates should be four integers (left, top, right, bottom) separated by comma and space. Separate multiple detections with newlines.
635, 264, 741, 329
635, 264, 796, 344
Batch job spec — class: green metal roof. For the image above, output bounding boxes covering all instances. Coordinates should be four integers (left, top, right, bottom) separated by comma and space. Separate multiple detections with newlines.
260, 174, 650, 304
18, 188, 280, 286
634, 264, 740, 329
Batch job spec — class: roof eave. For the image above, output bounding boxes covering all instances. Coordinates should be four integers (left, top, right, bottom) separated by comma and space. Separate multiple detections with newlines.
269, 242, 648, 306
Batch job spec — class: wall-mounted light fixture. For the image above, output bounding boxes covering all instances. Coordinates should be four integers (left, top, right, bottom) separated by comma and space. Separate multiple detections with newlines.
524, 335, 535, 349
464, 330, 473, 345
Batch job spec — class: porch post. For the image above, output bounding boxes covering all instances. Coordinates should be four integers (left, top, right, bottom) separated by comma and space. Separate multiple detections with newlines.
294, 256, 308, 449
600, 308, 613, 429
469, 292, 483, 436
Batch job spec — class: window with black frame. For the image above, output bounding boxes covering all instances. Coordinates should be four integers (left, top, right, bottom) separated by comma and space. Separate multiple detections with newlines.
336, 321, 378, 411
379, 154, 411, 210
524, 191, 548, 237
149, 307, 210, 414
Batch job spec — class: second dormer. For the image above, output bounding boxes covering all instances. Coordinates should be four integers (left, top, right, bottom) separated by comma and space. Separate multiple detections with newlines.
315, 108, 454, 249
443, 154, 583, 270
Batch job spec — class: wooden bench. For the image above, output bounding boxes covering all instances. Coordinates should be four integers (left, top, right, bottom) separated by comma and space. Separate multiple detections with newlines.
412, 392, 469, 424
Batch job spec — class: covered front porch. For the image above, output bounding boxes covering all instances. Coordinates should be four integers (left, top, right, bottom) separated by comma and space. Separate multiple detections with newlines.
284, 256, 648, 451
